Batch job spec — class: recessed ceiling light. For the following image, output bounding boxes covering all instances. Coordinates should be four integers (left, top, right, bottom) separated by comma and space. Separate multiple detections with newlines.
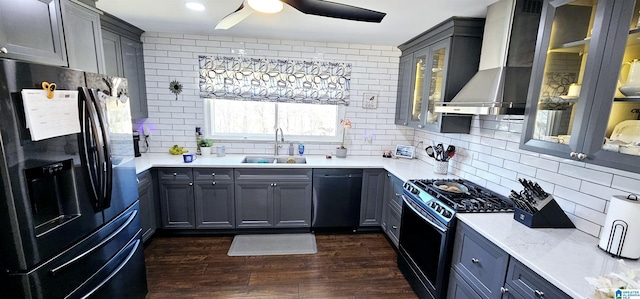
185, 1, 205, 11
247, 0, 283, 14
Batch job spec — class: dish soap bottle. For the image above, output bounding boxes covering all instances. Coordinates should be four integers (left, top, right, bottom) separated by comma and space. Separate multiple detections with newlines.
288, 142, 294, 156
298, 142, 304, 155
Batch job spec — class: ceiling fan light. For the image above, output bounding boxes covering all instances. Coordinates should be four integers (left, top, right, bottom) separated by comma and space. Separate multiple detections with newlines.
185, 1, 206, 11
247, 0, 283, 14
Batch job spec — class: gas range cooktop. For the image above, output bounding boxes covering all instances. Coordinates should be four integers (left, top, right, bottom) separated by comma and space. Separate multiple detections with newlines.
403, 179, 514, 223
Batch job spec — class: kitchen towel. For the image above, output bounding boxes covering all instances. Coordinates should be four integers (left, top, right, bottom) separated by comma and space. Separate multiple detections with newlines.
598, 195, 640, 259
227, 233, 317, 256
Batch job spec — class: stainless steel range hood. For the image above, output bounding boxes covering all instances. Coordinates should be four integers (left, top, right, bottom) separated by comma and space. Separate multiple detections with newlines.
434, 0, 542, 115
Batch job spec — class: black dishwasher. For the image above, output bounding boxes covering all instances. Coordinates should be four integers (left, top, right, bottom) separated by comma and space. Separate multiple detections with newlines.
312, 169, 363, 232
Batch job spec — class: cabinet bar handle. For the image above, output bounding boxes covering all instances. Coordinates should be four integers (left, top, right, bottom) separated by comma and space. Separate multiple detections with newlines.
471, 258, 479, 263
501, 287, 509, 294
534, 290, 544, 297
392, 225, 398, 230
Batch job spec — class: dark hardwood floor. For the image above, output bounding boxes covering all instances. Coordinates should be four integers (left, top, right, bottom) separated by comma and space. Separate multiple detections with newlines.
144, 233, 417, 299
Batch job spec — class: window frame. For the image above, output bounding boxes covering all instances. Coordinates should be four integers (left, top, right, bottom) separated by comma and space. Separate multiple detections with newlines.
203, 98, 345, 142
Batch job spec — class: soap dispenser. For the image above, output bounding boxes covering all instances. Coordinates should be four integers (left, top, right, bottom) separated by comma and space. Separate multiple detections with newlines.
288, 142, 294, 156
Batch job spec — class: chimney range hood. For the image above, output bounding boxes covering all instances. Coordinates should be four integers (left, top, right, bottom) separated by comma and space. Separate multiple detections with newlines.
434, 0, 542, 115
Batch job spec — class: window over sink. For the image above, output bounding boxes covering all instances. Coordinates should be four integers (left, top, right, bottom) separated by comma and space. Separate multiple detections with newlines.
204, 99, 342, 141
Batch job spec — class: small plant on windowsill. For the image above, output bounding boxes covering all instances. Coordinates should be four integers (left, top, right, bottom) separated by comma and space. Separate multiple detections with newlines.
336, 119, 352, 158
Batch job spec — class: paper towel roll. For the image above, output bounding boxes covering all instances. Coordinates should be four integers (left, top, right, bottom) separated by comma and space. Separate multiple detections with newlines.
598, 195, 640, 259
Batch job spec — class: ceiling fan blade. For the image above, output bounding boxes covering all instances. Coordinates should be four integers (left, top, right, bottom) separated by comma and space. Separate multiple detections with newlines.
214, 2, 253, 30
280, 0, 386, 23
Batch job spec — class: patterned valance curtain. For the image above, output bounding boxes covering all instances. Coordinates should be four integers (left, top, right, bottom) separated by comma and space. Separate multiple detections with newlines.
198, 55, 351, 105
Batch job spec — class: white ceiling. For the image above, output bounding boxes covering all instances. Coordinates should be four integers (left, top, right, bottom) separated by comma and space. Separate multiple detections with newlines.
95, 0, 499, 46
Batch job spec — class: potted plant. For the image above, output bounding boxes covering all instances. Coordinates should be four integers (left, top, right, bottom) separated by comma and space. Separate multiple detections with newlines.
198, 138, 214, 155
336, 119, 352, 158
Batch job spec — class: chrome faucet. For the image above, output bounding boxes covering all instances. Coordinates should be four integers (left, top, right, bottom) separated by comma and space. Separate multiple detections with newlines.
274, 127, 284, 155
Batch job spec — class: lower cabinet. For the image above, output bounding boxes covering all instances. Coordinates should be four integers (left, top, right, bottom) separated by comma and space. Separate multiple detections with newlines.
381, 172, 403, 247
157, 168, 234, 229
235, 169, 312, 229
137, 170, 156, 242
359, 169, 386, 227
448, 222, 571, 299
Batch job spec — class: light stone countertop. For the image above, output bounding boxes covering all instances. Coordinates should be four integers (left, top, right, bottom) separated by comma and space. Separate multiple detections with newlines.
457, 213, 640, 299
135, 153, 634, 298
134, 153, 453, 182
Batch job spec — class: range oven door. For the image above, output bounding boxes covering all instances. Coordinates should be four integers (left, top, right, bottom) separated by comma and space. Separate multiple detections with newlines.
398, 194, 453, 299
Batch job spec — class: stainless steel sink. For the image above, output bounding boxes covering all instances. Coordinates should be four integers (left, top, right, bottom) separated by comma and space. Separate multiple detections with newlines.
242, 156, 307, 164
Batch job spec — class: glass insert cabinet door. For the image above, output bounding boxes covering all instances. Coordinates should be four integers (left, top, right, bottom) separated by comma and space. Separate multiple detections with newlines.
408, 41, 449, 129
529, 0, 598, 147
424, 42, 449, 129
598, 1, 640, 158
410, 51, 427, 125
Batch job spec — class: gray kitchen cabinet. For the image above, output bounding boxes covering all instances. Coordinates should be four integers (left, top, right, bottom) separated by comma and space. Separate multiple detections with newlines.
137, 170, 156, 242
359, 169, 386, 227
502, 258, 570, 299
381, 173, 403, 247
448, 269, 484, 299
158, 168, 195, 229
100, 13, 148, 120
60, 0, 105, 73
235, 169, 312, 229
395, 17, 484, 133
449, 221, 570, 299
450, 221, 509, 299
158, 168, 234, 229
395, 55, 413, 126
194, 168, 235, 229
521, 0, 640, 173
0, 0, 67, 66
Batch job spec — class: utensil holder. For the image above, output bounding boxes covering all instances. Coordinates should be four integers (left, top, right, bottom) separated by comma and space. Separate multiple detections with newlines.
513, 196, 575, 228
434, 160, 449, 174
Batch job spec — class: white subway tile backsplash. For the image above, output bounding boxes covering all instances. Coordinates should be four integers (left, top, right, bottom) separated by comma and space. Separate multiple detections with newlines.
611, 175, 640, 194
536, 169, 581, 190
554, 186, 607, 212
559, 163, 613, 186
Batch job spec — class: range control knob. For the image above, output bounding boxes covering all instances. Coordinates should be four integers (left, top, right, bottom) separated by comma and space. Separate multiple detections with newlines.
411, 187, 419, 195
442, 210, 452, 218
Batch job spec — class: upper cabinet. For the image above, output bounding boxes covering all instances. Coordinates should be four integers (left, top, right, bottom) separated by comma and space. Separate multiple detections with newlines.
521, 0, 640, 172
395, 17, 484, 133
0, 0, 67, 66
101, 13, 148, 120
60, 0, 105, 73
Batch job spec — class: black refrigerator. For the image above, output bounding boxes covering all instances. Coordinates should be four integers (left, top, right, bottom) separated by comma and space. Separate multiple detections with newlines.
0, 58, 147, 298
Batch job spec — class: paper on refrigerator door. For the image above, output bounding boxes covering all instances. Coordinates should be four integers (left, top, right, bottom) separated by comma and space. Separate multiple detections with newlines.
21, 89, 80, 141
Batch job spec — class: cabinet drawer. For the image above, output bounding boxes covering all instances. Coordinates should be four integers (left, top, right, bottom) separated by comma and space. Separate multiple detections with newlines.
504, 258, 570, 299
157, 168, 192, 181
235, 169, 311, 181
193, 168, 233, 181
386, 203, 401, 247
390, 175, 404, 209
451, 222, 509, 299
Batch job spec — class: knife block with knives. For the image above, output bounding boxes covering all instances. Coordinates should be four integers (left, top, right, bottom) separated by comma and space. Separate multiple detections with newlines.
509, 179, 575, 228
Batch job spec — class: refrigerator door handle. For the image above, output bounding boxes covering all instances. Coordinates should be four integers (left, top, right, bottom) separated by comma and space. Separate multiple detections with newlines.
48, 209, 138, 276
87, 89, 113, 209
78, 87, 104, 209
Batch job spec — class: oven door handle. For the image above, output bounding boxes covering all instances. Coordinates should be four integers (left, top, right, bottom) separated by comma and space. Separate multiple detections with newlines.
402, 195, 447, 233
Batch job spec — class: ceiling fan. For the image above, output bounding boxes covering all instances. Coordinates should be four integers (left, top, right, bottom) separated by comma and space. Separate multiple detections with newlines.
214, 0, 387, 30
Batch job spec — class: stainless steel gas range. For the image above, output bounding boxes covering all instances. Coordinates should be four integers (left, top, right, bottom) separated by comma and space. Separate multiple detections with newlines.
398, 179, 514, 299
